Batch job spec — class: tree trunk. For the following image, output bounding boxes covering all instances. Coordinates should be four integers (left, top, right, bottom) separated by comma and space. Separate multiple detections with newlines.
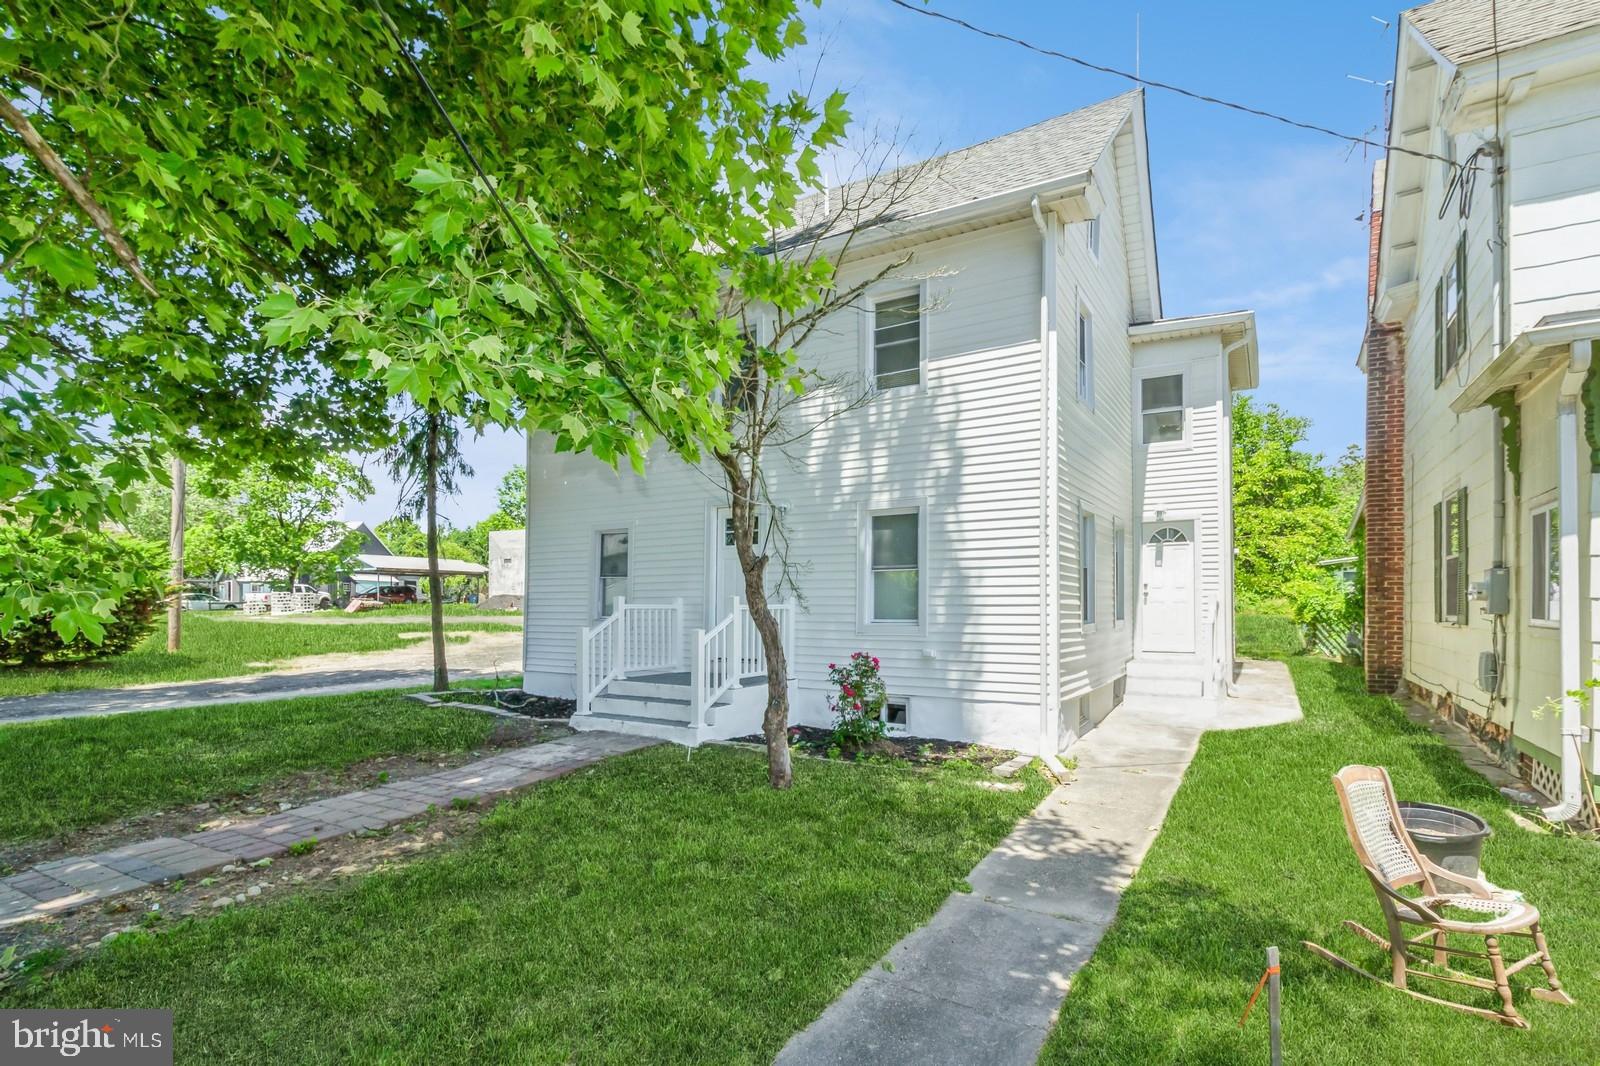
166, 457, 186, 653
425, 410, 449, 692
724, 460, 791, 788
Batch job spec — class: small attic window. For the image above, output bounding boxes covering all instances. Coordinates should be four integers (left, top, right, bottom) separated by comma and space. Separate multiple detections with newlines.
1086, 216, 1101, 257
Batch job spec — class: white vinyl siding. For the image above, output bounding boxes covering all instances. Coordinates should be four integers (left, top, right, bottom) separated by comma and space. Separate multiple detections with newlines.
871, 292, 922, 390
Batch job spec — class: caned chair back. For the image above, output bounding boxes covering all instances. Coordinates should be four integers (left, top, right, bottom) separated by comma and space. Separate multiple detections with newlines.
1332, 765, 1433, 893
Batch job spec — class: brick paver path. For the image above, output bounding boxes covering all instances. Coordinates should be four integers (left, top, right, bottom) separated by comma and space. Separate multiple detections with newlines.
0, 731, 656, 928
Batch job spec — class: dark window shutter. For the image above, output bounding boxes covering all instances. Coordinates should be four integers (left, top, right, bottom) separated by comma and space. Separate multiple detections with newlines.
1433, 501, 1443, 622
1456, 236, 1468, 361
1456, 486, 1469, 626
1434, 280, 1445, 385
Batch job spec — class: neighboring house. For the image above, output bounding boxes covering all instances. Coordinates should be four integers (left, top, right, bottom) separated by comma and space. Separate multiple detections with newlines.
1360, 0, 1600, 818
522, 89, 1260, 753
486, 529, 526, 610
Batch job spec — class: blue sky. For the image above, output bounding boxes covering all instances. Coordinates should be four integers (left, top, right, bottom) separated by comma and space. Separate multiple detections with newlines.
362, 0, 1394, 526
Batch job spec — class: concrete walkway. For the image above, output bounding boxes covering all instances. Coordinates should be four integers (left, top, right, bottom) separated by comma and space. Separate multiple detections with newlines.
776, 659, 1302, 1066
0, 731, 656, 928
0, 631, 524, 725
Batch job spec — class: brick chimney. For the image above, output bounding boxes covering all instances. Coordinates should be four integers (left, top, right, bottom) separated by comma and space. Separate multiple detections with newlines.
1363, 160, 1405, 694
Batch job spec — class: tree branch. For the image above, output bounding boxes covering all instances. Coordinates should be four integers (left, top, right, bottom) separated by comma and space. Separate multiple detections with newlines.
0, 95, 159, 297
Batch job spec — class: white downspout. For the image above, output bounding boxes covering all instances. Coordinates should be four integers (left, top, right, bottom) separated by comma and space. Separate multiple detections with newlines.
1033, 195, 1060, 756
1218, 336, 1250, 695
1547, 341, 1591, 821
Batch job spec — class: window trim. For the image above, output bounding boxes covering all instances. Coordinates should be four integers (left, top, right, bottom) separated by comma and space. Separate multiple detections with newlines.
596, 528, 630, 620
1080, 509, 1097, 630
1112, 518, 1126, 624
1434, 234, 1467, 386
1531, 499, 1560, 629
862, 282, 929, 395
859, 503, 927, 631
1434, 488, 1467, 626
1138, 368, 1189, 447
1076, 307, 1094, 407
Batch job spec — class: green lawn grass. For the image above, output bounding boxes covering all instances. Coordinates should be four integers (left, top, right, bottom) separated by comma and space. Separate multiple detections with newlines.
7, 748, 1049, 1063
1236, 611, 1305, 659
1038, 656, 1599, 1065
0, 691, 495, 842
349, 602, 520, 617
0, 615, 519, 698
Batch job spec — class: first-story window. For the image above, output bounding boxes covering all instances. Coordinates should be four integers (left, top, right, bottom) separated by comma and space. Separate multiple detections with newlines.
870, 510, 920, 622
1141, 373, 1184, 444
1080, 512, 1097, 625
872, 293, 922, 390
1433, 489, 1466, 625
1532, 503, 1560, 624
598, 530, 629, 617
1113, 520, 1126, 622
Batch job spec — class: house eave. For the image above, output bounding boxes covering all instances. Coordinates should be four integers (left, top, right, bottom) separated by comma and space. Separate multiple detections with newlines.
1129, 310, 1258, 390
777, 172, 1097, 262
1450, 311, 1600, 413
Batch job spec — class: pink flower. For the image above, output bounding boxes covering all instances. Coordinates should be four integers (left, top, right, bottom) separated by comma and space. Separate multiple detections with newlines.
851, 652, 861, 660
828, 663, 836, 670
871, 657, 880, 668
854, 701, 861, 710
842, 684, 854, 697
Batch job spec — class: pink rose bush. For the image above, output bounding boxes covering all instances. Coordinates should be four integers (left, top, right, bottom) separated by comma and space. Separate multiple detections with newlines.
826, 651, 889, 749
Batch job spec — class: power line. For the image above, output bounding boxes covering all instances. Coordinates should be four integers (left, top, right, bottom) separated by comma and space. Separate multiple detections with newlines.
885, 0, 1469, 173
371, 2, 672, 446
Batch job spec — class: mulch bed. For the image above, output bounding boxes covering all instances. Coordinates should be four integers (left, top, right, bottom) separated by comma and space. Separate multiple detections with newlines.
733, 725, 1019, 770
440, 689, 575, 720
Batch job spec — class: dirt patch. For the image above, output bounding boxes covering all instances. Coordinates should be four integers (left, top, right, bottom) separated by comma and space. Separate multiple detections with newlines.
734, 725, 1019, 770
0, 796, 518, 981
0, 718, 570, 876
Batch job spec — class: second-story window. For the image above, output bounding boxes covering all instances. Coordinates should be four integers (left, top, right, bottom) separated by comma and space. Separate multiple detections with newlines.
1434, 235, 1467, 385
872, 293, 921, 390
1141, 373, 1184, 444
1077, 310, 1094, 405
1086, 216, 1101, 257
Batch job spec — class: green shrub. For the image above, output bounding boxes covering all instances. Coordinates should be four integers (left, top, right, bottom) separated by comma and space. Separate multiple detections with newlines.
0, 529, 166, 666
827, 651, 888, 751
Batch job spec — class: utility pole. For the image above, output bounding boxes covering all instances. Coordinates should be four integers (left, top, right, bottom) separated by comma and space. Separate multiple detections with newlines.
167, 456, 186, 652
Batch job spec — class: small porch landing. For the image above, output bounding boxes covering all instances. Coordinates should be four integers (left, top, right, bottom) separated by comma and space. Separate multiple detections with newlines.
573, 599, 794, 746
575, 671, 772, 745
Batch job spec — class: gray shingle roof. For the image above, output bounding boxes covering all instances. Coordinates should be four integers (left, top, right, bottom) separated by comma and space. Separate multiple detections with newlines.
1405, 0, 1600, 64
779, 90, 1139, 248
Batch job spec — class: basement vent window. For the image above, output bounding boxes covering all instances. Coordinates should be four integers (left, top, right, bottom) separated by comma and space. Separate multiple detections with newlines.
883, 698, 909, 728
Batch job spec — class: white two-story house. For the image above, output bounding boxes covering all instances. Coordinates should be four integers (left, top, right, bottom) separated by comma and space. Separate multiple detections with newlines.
1361, 0, 1600, 819
520, 90, 1260, 755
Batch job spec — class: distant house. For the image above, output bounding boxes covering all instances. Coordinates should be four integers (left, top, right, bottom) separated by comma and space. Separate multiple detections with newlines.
486, 529, 526, 610
520, 90, 1260, 754
1359, 0, 1600, 817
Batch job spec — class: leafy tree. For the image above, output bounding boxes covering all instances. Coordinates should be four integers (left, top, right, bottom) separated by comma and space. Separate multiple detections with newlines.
200, 459, 373, 587
0, 529, 165, 664
2, 3, 422, 639
265, 1, 852, 787
120, 467, 230, 581
1232, 395, 1358, 610
495, 466, 527, 526
386, 407, 473, 690
374, 517, 427, 558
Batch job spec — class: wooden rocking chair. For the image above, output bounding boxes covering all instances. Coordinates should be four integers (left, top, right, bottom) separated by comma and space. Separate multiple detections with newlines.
1303, 765, 1573, 1028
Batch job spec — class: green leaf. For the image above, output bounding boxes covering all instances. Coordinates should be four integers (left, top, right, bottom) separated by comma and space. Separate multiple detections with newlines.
24, 242, 98, 290
619, 11, 644, 46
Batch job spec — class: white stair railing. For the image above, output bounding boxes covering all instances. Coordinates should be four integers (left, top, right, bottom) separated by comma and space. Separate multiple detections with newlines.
692, 611, 737, 728
576, 611, 621, 717
577, 599, 686, 716
619, 599, 683, 675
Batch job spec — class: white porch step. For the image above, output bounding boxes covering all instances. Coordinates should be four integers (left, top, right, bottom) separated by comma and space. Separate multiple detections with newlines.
589, 692, 697, 724
607, 672, 765, 700
1125, 658, 1209, 698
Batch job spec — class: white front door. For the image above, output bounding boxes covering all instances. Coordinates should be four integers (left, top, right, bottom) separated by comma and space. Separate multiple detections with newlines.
1139, 525, 1195, 654
711, 508, 761, 623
